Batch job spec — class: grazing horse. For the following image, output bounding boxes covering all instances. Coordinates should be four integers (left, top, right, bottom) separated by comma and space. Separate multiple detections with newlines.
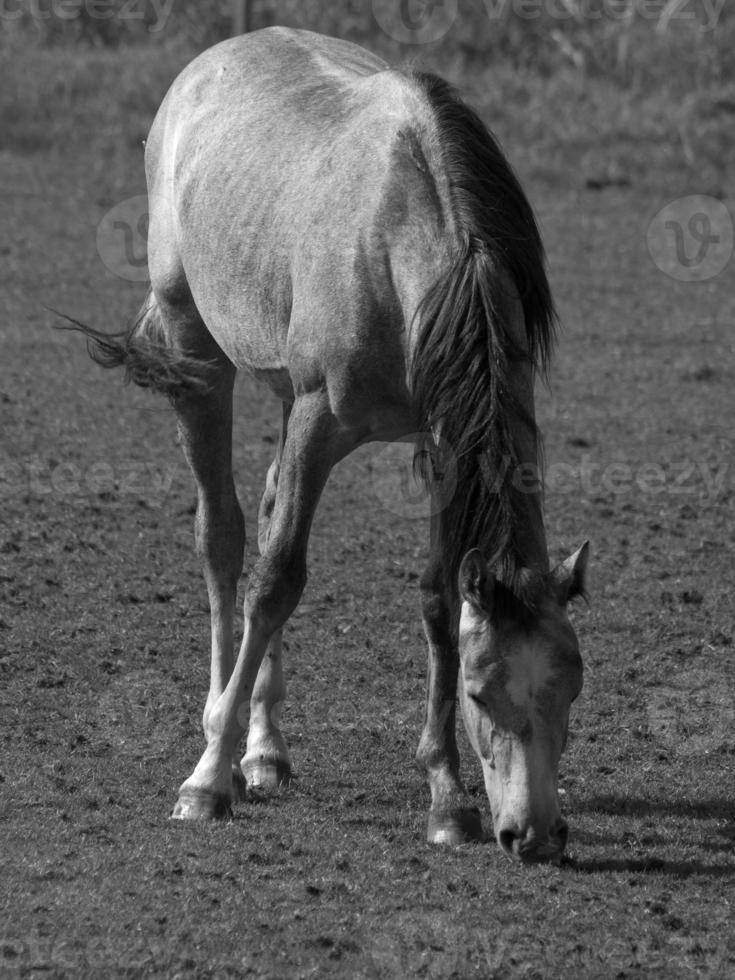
70, 27, 589, 863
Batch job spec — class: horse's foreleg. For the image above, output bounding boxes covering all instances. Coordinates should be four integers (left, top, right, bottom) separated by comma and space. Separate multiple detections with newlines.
172, 392, 339, 820
242, 402, 293, 791
417, 514, 484, 845
241, 629, 291, 790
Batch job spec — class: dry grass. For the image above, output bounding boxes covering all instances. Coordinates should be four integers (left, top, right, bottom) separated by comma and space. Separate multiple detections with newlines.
2, 5, 733, 191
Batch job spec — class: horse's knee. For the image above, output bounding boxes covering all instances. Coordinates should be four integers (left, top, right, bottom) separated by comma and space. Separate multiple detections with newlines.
246, 554, 307, 632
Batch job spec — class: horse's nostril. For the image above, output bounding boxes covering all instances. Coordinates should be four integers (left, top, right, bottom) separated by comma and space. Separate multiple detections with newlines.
498, 829, 519, 856
499, 822, 568, 862
555, 820, 569, 852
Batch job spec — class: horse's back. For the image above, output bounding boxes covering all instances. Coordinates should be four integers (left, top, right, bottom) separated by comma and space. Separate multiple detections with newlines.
145, 29, 451, 430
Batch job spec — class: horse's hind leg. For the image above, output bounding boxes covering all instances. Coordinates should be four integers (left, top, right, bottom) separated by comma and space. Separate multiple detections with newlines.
241, 401, 293, 791
156, 294, 247, 810
172, 391, 342, 820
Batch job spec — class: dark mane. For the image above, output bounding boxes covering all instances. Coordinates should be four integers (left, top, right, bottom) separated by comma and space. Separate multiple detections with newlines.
408, 71, 556, 594
490, 567, 551, 630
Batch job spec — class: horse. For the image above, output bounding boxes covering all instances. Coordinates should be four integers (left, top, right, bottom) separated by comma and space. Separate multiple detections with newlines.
67, 27, 589, 864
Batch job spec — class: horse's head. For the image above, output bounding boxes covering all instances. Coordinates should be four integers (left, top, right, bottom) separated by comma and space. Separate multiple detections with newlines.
457, 543, 589, 863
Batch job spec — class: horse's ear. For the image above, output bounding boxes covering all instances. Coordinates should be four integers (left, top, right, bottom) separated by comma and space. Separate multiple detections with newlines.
458, 549, 494, 616
554, 541, 590, 605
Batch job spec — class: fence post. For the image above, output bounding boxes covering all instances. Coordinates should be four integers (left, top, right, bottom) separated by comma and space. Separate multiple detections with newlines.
232, 0, 251, 36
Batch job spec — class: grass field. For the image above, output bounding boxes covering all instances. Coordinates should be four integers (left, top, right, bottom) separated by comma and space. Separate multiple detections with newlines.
1, 6, 734, 978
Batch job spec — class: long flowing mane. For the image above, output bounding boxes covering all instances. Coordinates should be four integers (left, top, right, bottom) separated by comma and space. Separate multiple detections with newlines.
408, 72, 556, 592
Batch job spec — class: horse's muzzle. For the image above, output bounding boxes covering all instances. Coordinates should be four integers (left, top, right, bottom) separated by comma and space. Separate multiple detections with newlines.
498, 819, 568, 864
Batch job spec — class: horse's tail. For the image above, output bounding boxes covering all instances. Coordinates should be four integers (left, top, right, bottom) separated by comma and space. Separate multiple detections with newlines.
51, 289, 217, 399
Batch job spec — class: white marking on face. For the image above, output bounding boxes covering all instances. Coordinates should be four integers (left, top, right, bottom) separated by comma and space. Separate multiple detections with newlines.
505, 642, 554, 710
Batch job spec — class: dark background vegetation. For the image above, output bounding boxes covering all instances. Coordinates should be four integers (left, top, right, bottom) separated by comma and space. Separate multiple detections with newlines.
1, 1, 733, 977
2, 0, 734, 191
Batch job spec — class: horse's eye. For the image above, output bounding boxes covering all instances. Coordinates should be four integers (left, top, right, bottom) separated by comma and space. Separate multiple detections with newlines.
468, 692, 485, 708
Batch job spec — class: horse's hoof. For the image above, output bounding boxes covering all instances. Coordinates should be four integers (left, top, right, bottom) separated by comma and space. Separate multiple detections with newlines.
427, 806, 485, 845
242, 756, 292, 792
232, 765, 267, 804
170, 788, 233, 821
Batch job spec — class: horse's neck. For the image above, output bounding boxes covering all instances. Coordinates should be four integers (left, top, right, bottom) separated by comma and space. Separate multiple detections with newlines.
506, 349, 549, 573
508, 487, 549, 576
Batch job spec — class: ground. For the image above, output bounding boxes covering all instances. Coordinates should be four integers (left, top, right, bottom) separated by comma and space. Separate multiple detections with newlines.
1, 28, 734, 980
